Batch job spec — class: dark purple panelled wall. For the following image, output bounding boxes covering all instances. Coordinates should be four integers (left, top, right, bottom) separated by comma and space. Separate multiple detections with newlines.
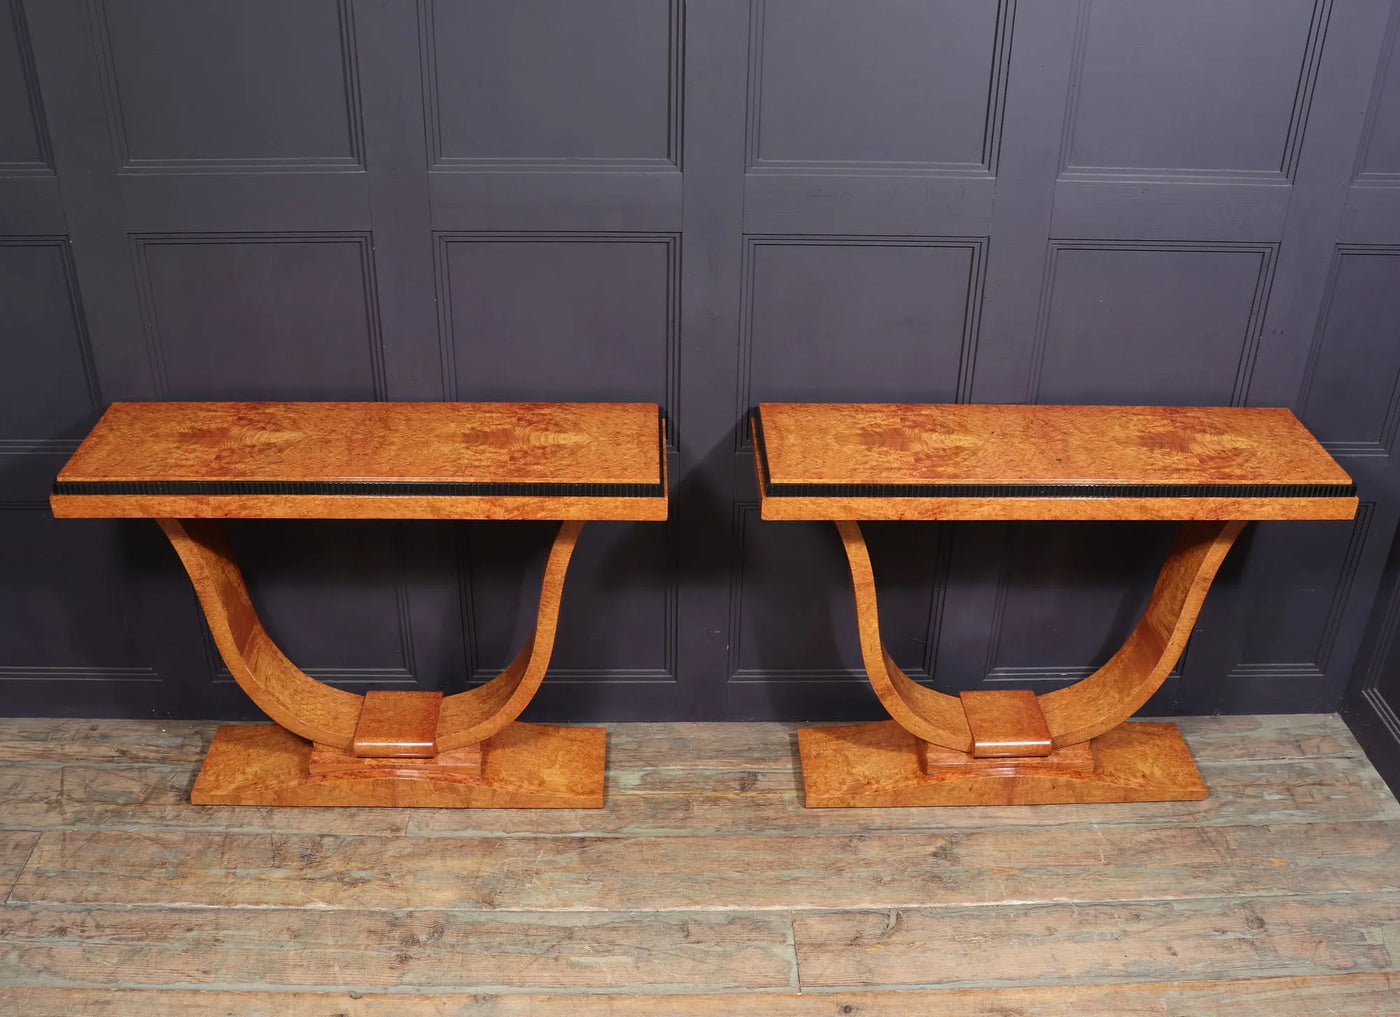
3, 1, 1400, 765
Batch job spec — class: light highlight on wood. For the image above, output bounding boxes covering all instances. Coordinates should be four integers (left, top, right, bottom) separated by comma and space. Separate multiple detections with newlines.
353, 691, 442, 759
960, 690, 1053, 758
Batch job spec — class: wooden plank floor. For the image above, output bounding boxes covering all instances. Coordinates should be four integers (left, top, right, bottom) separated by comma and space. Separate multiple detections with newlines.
0, 715, 1397, 1016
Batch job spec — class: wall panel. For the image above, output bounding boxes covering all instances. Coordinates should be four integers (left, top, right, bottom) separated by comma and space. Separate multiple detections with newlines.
5, 0, 1400, 729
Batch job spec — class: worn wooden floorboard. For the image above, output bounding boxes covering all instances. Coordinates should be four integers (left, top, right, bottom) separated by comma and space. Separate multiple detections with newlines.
1, 894, 1394, 994
13, 819, 1400, 911
0, 755, 1392, 838
0, 715, 1396, 1017
0, 905, 797, 992
793, 892, 1400, 988
2, 973, 1398, 1017
0, 833, 38, 902
0, 714, 1365, 768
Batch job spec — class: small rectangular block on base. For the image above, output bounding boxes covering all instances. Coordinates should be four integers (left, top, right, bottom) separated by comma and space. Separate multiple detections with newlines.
352, 689, 442, 758
797, 719, 1206, 807
920, 737, 1093, 775
959, 688, 1053, 757
191, 722, 606, 808
309, 740, 483, 777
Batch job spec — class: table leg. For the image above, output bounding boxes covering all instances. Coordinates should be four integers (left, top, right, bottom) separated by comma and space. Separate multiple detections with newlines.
161, 518, 603, 808
797, 518, 1246, 807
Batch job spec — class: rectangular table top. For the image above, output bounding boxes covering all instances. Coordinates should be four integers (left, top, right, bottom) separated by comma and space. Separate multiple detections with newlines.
753, 403, 1357, 521
51, 401, 667, 520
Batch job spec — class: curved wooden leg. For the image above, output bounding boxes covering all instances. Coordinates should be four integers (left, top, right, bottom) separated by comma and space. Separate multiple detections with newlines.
436, 520, 582, 750
160, 519, 364, 749
798, 519, 1247, 807
836, 520, 973, 753
163, 518, 602, 808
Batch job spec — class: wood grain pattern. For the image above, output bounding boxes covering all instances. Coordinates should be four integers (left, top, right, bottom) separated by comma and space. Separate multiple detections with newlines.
49, 491, 669, 522
352, 691, 442, 758
54, 404, 668, 809
4, 976, 1398, 1017
15, 818, 1400, 912
189, 722, 605, 808
959, 689, 1053, 757
793, 894, 1400, 988
0, 744, 1392, 840
51, 402, 667, 521
0, 717, 1389, 838
818, 515, 1245, 804
799, 720, 1206, 807
755, 403, 1356, 522
159, 514, 598, 807
159, 517, 363, 750
310, 740, 482, 777
1037, 519, 1247, 746
434, 520, 582, 750
1, 717, 1398, 1014
0, 908, 798, 992
834, 518, 1243, 753
0, 832, 40, 901
920, 737, 1093, 774
755, 492, 1358, 521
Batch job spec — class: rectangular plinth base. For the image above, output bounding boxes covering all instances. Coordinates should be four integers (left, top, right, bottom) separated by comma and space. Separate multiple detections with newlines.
190, 721, 605, 808
797, 719, 1206, 807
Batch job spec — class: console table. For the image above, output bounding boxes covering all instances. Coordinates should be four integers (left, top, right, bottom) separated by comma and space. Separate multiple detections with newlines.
751, 403, 1358, 807
51, 401, 667, 808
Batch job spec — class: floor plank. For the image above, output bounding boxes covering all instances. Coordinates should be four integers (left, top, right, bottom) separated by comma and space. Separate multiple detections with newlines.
0, 720, 212, 765
406, 755, 1400, 837
0, 714, 1395, 1015
0, 714, 1362, 770
0, 832, 38, 900
11, 819, 1400, 911
1172, 714, 1364, 761
0, 764, 411, 837
0, 906, 796, 992
793, 893, 1400, 987
2, 973, 1398, 1017
1, 755, 1390, 840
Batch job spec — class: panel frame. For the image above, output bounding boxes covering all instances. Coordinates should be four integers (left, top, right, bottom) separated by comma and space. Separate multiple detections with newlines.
128, 231, 387, 401
87, 0, 366, 174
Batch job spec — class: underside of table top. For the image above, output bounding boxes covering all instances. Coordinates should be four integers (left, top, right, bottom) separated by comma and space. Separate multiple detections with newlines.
52, 401, 667, 520
754, 403, 1356, 521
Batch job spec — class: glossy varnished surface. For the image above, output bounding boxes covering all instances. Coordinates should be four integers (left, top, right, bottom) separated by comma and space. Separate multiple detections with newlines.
755, 403, 1356, 520
52, 402, 667, 520
191, 723, 606, 808
158, 516, 599, 807
818, 517, 1244, 805
799, 721, 1207, 807
0, 715, 1396, 1014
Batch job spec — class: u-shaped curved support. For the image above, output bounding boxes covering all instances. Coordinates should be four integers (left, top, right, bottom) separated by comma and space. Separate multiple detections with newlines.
837, 518, 1246, 753
436, 520, 582, 750
160, 518, 583, 753
160, 518, 364, 749
838, 520, 974, 752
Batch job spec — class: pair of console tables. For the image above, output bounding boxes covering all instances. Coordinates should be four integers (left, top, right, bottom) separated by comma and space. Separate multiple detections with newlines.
51, 400, 1355, 810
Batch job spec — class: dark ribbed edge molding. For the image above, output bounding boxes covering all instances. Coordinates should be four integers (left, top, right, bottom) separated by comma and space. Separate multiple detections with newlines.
750, 410, 1356, 501
54, 479, 665, 498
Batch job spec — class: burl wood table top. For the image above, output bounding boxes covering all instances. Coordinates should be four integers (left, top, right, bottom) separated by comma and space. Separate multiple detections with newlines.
753, 403, 1356, 522
52, 401, 667, 521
